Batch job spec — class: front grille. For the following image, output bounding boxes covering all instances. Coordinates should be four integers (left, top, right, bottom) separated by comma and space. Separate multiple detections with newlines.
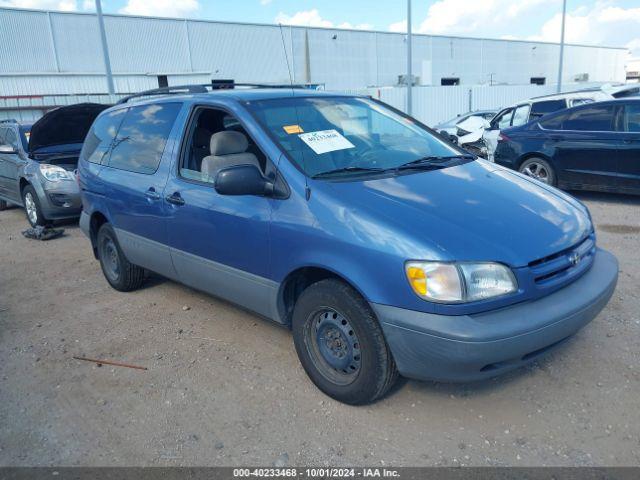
528, 234, 596, 287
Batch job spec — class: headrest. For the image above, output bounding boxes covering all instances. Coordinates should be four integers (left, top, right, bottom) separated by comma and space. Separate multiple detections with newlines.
210, 131, 248, 156
193, 127, 211, 148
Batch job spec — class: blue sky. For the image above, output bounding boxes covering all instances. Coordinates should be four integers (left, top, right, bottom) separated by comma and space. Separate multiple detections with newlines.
2, 0, 639, 54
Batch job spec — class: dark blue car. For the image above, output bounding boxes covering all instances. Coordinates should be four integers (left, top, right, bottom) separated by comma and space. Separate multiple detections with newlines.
495, 99, 640, 194
77, 85, 618, 404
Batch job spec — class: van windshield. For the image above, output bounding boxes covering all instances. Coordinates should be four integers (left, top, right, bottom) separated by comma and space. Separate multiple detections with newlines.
248, 96, 463, 178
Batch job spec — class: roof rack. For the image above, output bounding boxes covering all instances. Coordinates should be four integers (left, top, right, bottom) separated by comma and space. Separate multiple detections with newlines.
117, 81, 321, 104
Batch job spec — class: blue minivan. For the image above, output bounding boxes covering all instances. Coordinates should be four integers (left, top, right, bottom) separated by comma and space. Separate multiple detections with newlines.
78, 85, 618, 404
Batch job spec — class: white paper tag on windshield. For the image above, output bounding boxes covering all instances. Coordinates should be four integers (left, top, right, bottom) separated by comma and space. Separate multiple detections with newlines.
298, 129, 355, 155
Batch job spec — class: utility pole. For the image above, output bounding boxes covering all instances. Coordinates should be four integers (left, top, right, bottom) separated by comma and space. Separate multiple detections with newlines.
556, 0, 567, 93
95, 0, 115, 94
406, 0, 412, 115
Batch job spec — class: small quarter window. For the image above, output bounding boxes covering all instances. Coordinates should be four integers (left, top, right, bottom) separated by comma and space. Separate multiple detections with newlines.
81, 108, 127, 164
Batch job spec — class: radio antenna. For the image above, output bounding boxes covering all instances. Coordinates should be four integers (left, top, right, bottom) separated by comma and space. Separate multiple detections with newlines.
278, 23, 294, 87
278, 23, 310, 199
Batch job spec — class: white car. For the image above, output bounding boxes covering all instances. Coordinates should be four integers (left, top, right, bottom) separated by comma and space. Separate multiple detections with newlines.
433, 110, 497, 142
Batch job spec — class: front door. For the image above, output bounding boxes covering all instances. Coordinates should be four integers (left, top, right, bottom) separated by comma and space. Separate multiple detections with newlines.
99, 102, 183, 279
164, 105, 277, 318
0, 127, 26, 202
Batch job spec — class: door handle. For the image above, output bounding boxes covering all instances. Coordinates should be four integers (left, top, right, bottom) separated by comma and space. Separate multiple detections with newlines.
144, 188, 161, 200
165, 192, 185, 206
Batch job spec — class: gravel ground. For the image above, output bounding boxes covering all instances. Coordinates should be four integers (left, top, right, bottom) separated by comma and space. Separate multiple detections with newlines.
0, 191, 638, 467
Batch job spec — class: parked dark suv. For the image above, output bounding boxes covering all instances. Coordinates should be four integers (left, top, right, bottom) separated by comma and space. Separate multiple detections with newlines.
495, 99, 640, 194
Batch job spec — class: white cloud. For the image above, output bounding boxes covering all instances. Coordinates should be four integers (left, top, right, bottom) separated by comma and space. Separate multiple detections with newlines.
388, 0, 552, 35
0, 0, 77, 10
119, 0, 199, 18
530, 2, 640, 55
260, 0, 272, 5
275, 9, 371, 30
387, 0, 639, 56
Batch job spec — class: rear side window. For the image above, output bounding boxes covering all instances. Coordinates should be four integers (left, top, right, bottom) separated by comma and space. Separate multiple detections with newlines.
530, 100, 566, 119
81, 109, 127, 164
562, 105, 615, 131
107, 103, 182, 174
622, 104, 640, 132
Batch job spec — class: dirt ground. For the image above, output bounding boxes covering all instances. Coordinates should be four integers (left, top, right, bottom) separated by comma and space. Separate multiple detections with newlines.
0, 191, 638, 467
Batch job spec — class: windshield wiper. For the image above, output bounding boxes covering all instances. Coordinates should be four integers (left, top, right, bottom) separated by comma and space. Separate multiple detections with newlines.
395, 154, 475, 171
312, 166, 385, 179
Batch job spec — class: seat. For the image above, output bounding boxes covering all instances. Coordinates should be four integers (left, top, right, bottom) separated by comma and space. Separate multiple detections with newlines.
201, 131, 261, 178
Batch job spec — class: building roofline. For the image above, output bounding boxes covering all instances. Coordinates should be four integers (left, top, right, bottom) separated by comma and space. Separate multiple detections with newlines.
0, 6, 629, 52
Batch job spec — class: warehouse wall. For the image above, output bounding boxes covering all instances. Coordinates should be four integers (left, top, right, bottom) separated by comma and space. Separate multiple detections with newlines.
0, 7, 628, 95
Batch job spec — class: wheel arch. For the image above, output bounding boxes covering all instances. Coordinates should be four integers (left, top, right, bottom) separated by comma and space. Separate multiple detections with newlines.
277, 265, 370, 328
88, 210, 110, 258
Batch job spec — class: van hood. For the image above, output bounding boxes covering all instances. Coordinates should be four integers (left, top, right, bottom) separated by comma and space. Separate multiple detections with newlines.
29, 103, 110, 155
323, 160, 592, 267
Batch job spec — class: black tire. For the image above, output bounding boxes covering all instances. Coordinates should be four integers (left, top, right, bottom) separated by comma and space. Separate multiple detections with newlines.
21, 185, 47, 227
0, 199, 7, 211
292, 279, 398, 405
519, 157, 556, 186
96, 223, 145, 292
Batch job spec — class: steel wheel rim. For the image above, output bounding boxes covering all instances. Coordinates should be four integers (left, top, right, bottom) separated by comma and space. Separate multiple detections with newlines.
304, 307, 362, 386
522, 162, 550, 184
100, 236, 120, 282
24, 192, 38, 224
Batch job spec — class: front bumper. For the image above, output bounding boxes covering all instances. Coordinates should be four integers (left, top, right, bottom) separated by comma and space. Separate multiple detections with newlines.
40, 182, 82, 220
372, 248, 618, 382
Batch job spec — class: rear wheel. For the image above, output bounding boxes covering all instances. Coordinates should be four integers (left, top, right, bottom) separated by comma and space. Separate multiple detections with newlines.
519, 157, 556, 186
97, 223, 145, 292
0, 199, 7, 211
22, 185, 47, 227
292, 279, 398, 405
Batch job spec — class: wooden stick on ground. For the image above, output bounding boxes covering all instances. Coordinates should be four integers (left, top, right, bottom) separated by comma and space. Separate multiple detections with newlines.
73, 356, 148, 370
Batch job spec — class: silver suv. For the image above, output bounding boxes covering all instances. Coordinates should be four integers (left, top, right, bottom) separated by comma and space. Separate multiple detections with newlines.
0, 104, 107, 226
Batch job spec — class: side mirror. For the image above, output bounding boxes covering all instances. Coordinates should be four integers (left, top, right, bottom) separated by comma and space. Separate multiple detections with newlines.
215, 164, 274, 196
0, 144, 17, 154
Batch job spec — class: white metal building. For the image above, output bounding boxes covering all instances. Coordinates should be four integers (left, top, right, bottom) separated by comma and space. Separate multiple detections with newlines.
0, 6, 628, 96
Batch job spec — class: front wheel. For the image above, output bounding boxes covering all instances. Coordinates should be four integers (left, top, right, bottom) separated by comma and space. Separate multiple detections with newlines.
22, 185, 47, 227
292, 279, 398, 405
0, 199, 7, 211
97, 223, 145, 292
519, 157, 556, 186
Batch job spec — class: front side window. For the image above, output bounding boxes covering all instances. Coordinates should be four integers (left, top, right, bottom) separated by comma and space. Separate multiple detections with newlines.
622, 104, 640, 132
179, 107, 269, 184
248, 96, 461, 178
494, 109, 514, 129
562, 105, 615, 131
107, 103, 182, 174
511, 105, 531, 127
80, 108, 128, 164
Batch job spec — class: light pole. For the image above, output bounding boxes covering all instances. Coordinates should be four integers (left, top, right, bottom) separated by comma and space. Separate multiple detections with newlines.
406, 0, 412, 115
556, 0, 567, 93
95, 0, 115, 94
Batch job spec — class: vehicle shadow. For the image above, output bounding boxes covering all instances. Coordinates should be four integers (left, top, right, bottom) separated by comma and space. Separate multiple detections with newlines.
569, 190, 640, 206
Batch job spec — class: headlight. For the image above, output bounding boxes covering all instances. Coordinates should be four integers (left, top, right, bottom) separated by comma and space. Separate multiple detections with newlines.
40, 164, 74, 182
405, 261, 517, 303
